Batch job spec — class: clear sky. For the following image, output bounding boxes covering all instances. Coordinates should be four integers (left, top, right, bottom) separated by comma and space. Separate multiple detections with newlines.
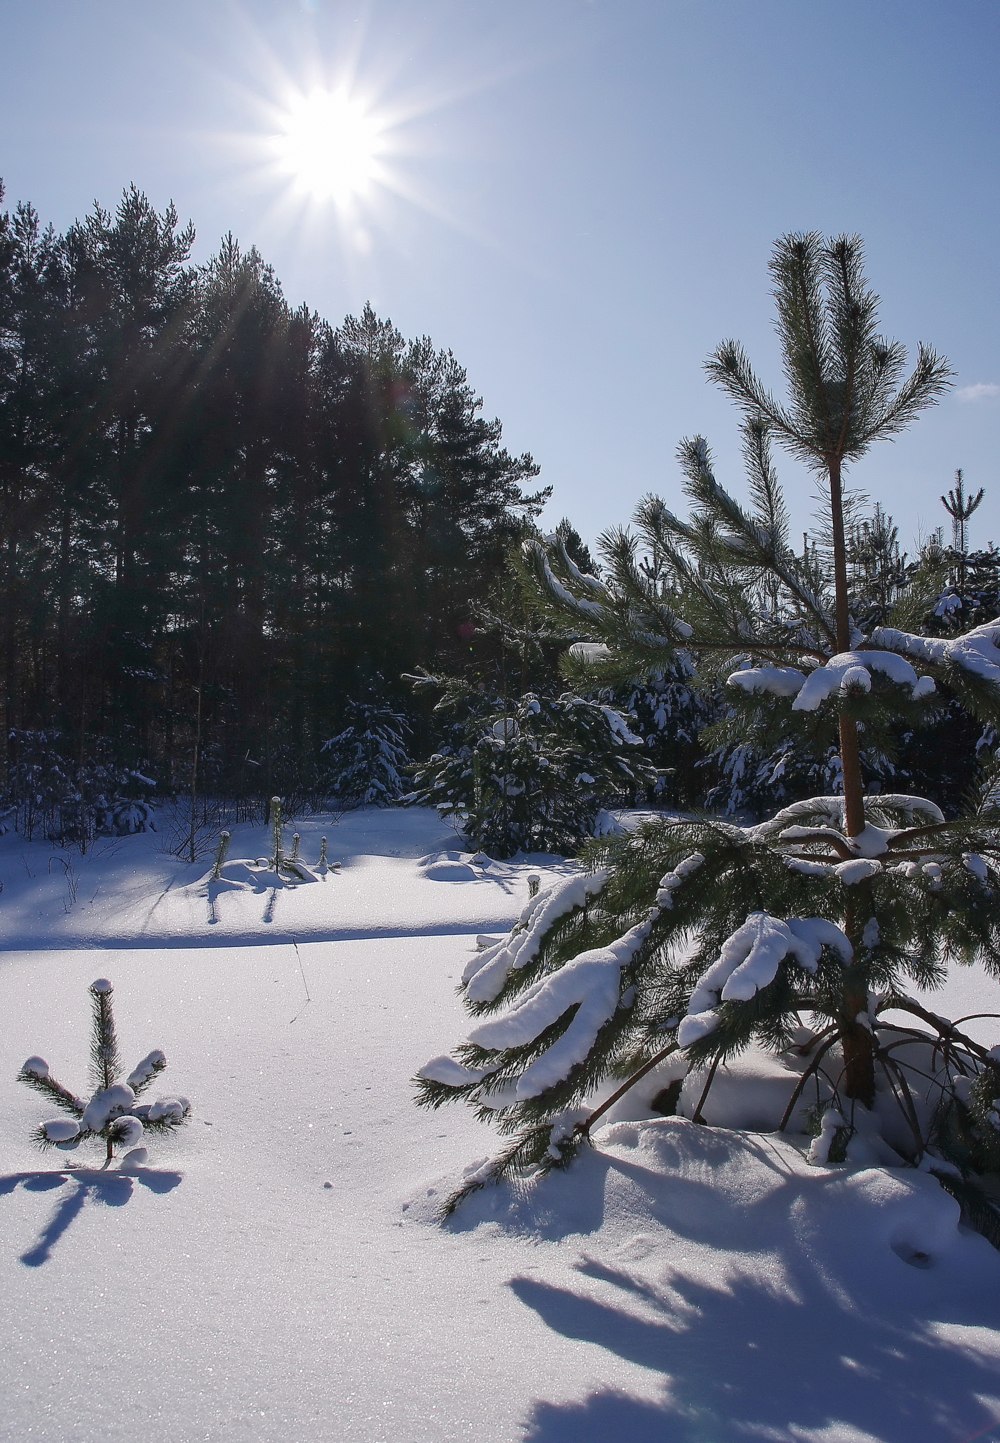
3, 0, 999, 557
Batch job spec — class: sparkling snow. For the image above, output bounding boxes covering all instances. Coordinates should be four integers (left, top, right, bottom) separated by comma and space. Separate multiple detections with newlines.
2, 806, 1000, 1443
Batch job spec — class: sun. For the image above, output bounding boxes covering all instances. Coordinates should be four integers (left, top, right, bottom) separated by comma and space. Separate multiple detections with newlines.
274, 89, 384, 203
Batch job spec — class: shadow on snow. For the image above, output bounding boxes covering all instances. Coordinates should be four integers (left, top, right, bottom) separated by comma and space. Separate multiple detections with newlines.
1, 1168, 182, 1267
445, 1125, 1000, 1443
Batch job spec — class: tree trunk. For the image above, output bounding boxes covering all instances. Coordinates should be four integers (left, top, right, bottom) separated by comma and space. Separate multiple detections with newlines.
829, 457, 874, 1102
838, 713, 866, 840
840, 895, 876, 1107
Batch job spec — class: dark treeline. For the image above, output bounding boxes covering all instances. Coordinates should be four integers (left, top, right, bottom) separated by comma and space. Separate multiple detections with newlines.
0, 183, 545, 802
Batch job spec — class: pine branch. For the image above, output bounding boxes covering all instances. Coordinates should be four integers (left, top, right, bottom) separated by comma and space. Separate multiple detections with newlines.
16, 1066, 84, 1116
88, 979, 121, 1092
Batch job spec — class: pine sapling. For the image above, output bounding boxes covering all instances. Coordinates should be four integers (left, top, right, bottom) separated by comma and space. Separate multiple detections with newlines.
417, 234, 1000, 1239
18, 979, 190, 1166
269, 796, 284, 870
211, 830, 231, 881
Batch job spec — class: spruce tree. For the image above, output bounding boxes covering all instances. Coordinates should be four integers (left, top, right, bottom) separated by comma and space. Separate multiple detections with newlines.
416, 235, 1000, 1231
321, 694, 411, 807
408, 675, 656, 858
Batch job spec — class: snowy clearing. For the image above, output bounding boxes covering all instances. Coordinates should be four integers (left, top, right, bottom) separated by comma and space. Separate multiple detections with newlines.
2, 808, 1000, 1442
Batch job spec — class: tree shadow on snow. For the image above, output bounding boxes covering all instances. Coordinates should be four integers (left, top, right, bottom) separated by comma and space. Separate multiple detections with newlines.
514, 1265, 1000, 1443
446, 1130, 800, 1246
446, 1128, 1000, 1442
0, 1168, 182, 1267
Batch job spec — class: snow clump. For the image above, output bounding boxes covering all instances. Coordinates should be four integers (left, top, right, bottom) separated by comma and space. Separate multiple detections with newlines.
678, 913, 852, 1048
462, 870, 608, 1004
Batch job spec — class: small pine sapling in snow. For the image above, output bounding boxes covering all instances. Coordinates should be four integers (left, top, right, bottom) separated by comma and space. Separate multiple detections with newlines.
269, 795, 284, 869
18, 979, 190, 1165
264, 796, 311, 881
418, 234, 1000, 1240
211, 830, 231, 880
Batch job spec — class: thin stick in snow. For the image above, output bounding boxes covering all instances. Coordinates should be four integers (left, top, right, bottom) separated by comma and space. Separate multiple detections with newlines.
289, 937, 312, 1024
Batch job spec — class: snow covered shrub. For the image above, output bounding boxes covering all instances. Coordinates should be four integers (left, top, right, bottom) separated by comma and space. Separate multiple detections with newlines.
417, 234, 1000, 1240
321, 697, 411, 807
408, 682, 657, 858
18, 978, 189, 1165
4, 729, 155, 846
607, 666, 717, 807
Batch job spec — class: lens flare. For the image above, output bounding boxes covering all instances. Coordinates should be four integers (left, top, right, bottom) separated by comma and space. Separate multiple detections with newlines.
274, 89, 383, 202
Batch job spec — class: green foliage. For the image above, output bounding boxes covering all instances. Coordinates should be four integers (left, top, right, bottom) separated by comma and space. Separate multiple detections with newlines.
17, 979, 190, 1162
407, 679, 657, 858
0, 180, 545, 804
321, 695, 411, 807
417, 234, 1000, 1243
420, 797, 1000, 1212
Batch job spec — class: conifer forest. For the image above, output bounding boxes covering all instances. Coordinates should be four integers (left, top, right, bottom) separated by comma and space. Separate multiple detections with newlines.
0, 183, 545, 819
6, 187, 1000, 853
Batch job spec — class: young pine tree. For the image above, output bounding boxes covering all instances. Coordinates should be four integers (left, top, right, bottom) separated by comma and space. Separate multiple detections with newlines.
18, 978, 190, 1164
408, 674, 657, 858
416, 234, 1000, 1229
321, 696, 411, 808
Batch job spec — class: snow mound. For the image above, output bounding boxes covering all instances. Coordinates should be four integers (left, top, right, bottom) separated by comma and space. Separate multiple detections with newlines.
422, 860, 478, 881
439, 1118, 998, 1284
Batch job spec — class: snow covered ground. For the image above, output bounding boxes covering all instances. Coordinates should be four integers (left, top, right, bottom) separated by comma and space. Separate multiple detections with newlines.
2, 806, 1000, 1442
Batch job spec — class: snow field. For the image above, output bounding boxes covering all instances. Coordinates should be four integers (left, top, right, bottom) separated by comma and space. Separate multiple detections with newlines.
2, 809, 1000, 1441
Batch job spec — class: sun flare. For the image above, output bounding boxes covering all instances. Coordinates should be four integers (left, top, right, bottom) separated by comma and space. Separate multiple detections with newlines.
274, 89, 384, 202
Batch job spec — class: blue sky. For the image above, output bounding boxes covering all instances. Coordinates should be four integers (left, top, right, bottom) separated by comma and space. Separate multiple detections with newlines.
3, 0, 999, 556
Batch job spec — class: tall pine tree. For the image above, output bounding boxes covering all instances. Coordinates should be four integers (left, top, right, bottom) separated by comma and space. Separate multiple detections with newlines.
417, 236, 1000, 1233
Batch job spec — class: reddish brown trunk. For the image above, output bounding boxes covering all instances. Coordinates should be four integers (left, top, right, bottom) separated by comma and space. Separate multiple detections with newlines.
829, 456, 875, 1102
838, 713, 866, 841
828, 457, 864, 837
840, 975, 876, 1108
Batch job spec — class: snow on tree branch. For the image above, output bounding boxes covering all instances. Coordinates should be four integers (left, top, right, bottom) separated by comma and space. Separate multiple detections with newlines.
677, 913, 852, 1047
467, 914, 657, 1098
873, 619, 1000, 689
461, 870, 609, 1004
